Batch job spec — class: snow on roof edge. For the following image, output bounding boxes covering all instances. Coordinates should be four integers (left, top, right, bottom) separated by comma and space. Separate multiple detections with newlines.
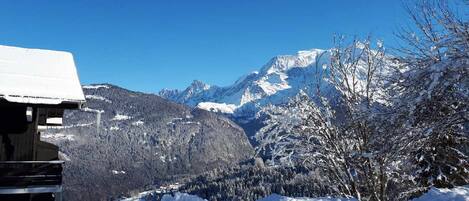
0, 44, 86, 107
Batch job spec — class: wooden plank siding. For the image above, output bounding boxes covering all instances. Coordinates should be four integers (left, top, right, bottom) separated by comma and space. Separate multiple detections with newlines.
0, 106, 38, 161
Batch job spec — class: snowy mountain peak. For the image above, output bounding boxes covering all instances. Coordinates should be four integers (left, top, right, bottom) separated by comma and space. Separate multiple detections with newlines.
297, 48, 326, 56
158, 88, 180, 99
260, 49, 327, 75
189, 80, 211, 91
159, 48, 335, 117
178, 80, 212, 101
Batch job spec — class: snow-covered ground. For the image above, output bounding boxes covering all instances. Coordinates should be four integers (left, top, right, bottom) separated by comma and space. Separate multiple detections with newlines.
111, 170, 126, 175
85, 94, 112, 103
41, 133, 76, 141
122, 185, 469, 201
121, 183, 183, 201
82, 107, 104, 113
196, 102, 237, 114
257, 186, 469, 201
132, 120, 145, 126
411, 185, 469, 201
83, 84, 110, 89
112, 114, 132, 121
258, 194, 356, 201
161, 193, 207, 201
41, 123, 93, 130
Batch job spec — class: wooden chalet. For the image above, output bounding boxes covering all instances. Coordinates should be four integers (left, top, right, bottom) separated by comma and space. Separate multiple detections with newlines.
0, 45, 85, 201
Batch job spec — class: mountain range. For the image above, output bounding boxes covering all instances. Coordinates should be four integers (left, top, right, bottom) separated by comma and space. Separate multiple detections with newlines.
44, 48, 371, 200
159, 49, 338, 120
158, 48, 348, 140
42, 84, 253, 201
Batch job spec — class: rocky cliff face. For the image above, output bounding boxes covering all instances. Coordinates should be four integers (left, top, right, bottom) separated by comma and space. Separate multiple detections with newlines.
42, 84, 254, 201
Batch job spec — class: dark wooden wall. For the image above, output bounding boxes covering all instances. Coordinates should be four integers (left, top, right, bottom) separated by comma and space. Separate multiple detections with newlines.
0, 105, 37, 161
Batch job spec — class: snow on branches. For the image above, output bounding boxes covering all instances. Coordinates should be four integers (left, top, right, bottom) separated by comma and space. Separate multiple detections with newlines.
255, 1, 468, 200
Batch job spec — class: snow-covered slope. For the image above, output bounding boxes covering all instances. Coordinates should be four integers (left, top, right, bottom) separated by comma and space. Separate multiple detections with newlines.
124, 185, 469, 201
161, 193, 207, 201
258, 194, 357, 201
159, 49, 338, 118
411, 185, 469, 201
126, 193, 355, 201
261, 187, 469, 201
44, 84, 254, 201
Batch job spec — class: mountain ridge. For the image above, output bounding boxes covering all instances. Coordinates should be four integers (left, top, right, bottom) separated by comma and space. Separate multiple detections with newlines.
158, 48, 335, 119
43, 84, 254, 201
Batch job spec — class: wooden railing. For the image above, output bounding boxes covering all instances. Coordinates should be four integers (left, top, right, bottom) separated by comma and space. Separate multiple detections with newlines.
0, 161, 63, 187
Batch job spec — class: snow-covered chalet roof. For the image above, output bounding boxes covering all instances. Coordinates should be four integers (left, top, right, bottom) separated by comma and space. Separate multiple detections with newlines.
0, 45, 85, 108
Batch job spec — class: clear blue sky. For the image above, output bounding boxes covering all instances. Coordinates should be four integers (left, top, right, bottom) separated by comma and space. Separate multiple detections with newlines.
0, 0, 408, 93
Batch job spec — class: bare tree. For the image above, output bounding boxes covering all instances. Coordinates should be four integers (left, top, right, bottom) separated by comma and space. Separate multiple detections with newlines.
256, 36, 399, 201
393, 0, 469, 197
256, 1, 468, 200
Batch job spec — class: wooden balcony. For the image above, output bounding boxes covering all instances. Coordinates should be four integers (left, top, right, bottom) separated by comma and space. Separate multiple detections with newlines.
0, 160, 63, 187
0, 161, 63, 201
